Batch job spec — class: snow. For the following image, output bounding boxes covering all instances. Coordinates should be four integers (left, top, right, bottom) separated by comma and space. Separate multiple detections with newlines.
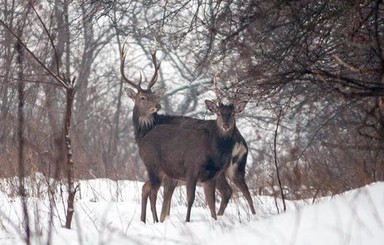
0, 175, 383, 245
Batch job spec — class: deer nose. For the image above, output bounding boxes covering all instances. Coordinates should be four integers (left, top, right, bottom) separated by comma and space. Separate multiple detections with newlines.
150, 104, 161, 113
223, 124, 229, 131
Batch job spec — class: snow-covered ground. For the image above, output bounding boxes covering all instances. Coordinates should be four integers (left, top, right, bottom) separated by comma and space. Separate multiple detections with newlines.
0, 174, 383, 245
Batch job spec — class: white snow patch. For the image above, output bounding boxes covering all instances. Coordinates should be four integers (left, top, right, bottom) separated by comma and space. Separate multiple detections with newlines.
0, 175, 383, 245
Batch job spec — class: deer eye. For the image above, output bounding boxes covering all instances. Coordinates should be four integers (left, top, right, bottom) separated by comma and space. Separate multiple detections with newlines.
140, 96, 146, 101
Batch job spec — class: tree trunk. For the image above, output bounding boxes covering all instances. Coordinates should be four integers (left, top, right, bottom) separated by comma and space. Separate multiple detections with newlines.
64, 85, 77, 229
273, 107, 286, 212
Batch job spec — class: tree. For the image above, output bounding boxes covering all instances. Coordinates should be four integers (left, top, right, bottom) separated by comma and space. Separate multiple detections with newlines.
207, 0, 384, 190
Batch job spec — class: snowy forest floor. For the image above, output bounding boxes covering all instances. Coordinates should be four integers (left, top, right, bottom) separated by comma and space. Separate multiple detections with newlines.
0, 174, 383, 245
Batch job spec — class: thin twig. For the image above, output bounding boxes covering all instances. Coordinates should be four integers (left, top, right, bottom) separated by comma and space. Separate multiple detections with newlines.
0, 19, 68, 88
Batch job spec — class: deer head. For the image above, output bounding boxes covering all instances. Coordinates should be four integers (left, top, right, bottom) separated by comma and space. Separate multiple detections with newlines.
206, 77, 248, 135
205, 100, 247, 135
121, 44, 166, 123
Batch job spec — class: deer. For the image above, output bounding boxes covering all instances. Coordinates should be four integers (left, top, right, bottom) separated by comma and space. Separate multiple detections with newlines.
157, 80, 256, 222
120, 46, 255, 222
159, 126, 254, 222
138, 99, 247, 222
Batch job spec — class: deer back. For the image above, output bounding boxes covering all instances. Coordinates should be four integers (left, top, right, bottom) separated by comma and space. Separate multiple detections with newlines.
138, 100, 247, 182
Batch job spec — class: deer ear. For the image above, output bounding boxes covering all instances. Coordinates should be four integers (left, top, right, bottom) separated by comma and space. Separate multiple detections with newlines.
153, 87, 166, 98
205, 100, 218, 113
125, 88, 137, 101
235, 101, 247, 113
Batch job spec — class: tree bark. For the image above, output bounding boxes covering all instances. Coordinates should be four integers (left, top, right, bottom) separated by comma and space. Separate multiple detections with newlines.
64, 85, 77, 229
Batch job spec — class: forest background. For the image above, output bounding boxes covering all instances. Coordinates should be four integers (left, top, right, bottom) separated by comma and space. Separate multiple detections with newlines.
1, 0, 383, 204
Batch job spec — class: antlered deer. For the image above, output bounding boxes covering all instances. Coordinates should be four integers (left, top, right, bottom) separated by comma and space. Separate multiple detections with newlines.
121, 46, 255, 222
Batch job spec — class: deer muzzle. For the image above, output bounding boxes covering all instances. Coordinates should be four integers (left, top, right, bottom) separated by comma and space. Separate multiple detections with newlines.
150, 104, 161, 113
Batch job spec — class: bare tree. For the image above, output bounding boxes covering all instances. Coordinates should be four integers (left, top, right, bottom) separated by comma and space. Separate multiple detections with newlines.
196, 0, 384, 193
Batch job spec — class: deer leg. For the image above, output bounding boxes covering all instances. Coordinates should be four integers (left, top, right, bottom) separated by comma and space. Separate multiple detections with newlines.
203, 179, 217, 220
185, 177, 198, 222
230, 152, 256, 215
165, 180, 178, 217
216, 173, 232, 215
232, 174, 256, 215
149, 183, 160, 223
143, 171, 161, 223
160, 176, 178, 222
141, 181, 151, 223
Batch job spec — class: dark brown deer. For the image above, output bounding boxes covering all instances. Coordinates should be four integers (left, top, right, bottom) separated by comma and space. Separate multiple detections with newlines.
158, 80, 256, 222
159, 127, 254, 222
121, 46, 255, 222
138, 99, 247, 222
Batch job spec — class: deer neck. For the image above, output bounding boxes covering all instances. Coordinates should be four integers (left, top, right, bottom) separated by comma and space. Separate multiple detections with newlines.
211, 122, 235, 150
132, 107, 158, 141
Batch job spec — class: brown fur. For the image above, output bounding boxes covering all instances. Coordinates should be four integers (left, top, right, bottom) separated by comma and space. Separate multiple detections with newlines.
138, 101, 243, 222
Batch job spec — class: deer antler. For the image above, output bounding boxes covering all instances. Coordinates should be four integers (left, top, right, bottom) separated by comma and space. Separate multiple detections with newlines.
147, 50, 161, 89
120, 43, 143, 90
229, 78, 251, 105
212, 76, 223, 103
